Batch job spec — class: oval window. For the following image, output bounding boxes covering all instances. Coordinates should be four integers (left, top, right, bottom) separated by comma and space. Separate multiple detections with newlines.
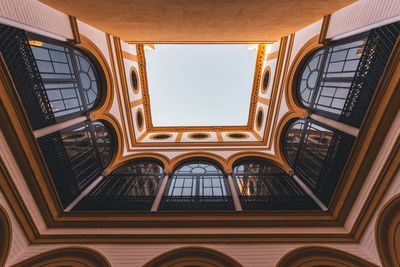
256, 108, 263, 130
189, 133, 210, 140
136, 109, 143, 131
227, 133, 248, 139
130, 67, 139, 93
262, 68, 270, 93
151, 134, 172, 140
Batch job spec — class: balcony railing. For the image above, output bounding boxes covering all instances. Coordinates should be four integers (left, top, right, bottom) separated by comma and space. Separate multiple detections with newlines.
0, 24, 55, 130
37, 133, 80, 207
285, 119, 355, 206
340, 22, 400, 127
158, 196, 235, 211
235, 174, 319, 210
74, 173, 161, 211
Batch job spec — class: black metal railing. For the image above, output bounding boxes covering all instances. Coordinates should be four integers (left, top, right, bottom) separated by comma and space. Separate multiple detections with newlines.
158, 196, 235, 211
0, 24, 55, 130
74, 174, 161, 211
340, 22, 400, 127
284, 119, 355, 206
297, 22, 399, 128
37, 133, 80, 207
234, 173, 319, 210
37, 122, 104, 207
75, 195, 156, 212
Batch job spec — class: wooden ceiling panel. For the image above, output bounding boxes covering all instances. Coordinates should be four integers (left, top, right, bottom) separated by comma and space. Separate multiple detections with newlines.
40, 0, 354, 43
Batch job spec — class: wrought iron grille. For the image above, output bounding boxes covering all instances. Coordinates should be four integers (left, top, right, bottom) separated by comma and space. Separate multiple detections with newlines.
38, 132, 80, 207
74, 161, 163, 211
283, 119, 355, 206
0, 24, 55, 130
60, 122, 102, 190
38, 121, 113, 207
159, 162, 234, 211
297, 22, 400, 127
340, 22, 400, 127
233, 161, 319, 210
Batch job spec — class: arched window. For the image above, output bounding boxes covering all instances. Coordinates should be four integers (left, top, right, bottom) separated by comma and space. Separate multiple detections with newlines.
159, 161, 234, 210
74, 160, 163, 211
233, 159, 318, 210
0, 24, 105, 130
296, 22, 399, 127
37, 120, 115, 207
297, 38, 366, 121
29, 34, 103, 120
282, 119, 355, 206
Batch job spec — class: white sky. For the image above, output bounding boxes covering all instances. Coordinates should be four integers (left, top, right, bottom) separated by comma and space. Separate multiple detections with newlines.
145, 44, 257, 127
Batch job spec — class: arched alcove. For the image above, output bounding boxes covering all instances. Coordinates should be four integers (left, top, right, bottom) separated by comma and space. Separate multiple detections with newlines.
12, 247, 111, 267
376, 194, 400, 267
276, 246, 378, 267
143, 246, 242, 267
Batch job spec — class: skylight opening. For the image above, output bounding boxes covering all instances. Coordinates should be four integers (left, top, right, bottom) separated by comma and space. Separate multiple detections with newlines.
145, 44, 258, 127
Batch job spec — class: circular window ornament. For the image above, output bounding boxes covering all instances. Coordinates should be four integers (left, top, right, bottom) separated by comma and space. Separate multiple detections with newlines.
227, 133, 249, 139
136, 109, 144, 131
150, 134, 172, 140
261, 67, 271, 94
188, 133, 210, 140
256, 108, 264, 130
130, 67, 139, 93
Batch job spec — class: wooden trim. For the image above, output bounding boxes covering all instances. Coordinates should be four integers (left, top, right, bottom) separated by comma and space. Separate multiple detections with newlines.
216, 131, 223, 142
252, 130, 263, 141
122, 51, 138, 62
258, 96, 270, 106
104, 33, 134, 153
68, 16, 80, 44
319, 15, 331, 44
266, 34, 295, 150
266, 50, 279, 61
276, 246, 378, 267
175, 132, 183, 142
135, 44, 266, 134
262, 36, 288, 146
130, 98, 143, 108
128, 41, 275, 44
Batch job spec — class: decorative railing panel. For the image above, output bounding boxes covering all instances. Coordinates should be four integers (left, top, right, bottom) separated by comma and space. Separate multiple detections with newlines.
0, 24, 55, 130
297, 22, 399, 128
37, 122, 106, 207
284, 119, 355, 206
75, 161, 162, 211
234, 173, 319, 210
37, 133, 79, 207
340, 22, 400, 127
159, 196, 235, 211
